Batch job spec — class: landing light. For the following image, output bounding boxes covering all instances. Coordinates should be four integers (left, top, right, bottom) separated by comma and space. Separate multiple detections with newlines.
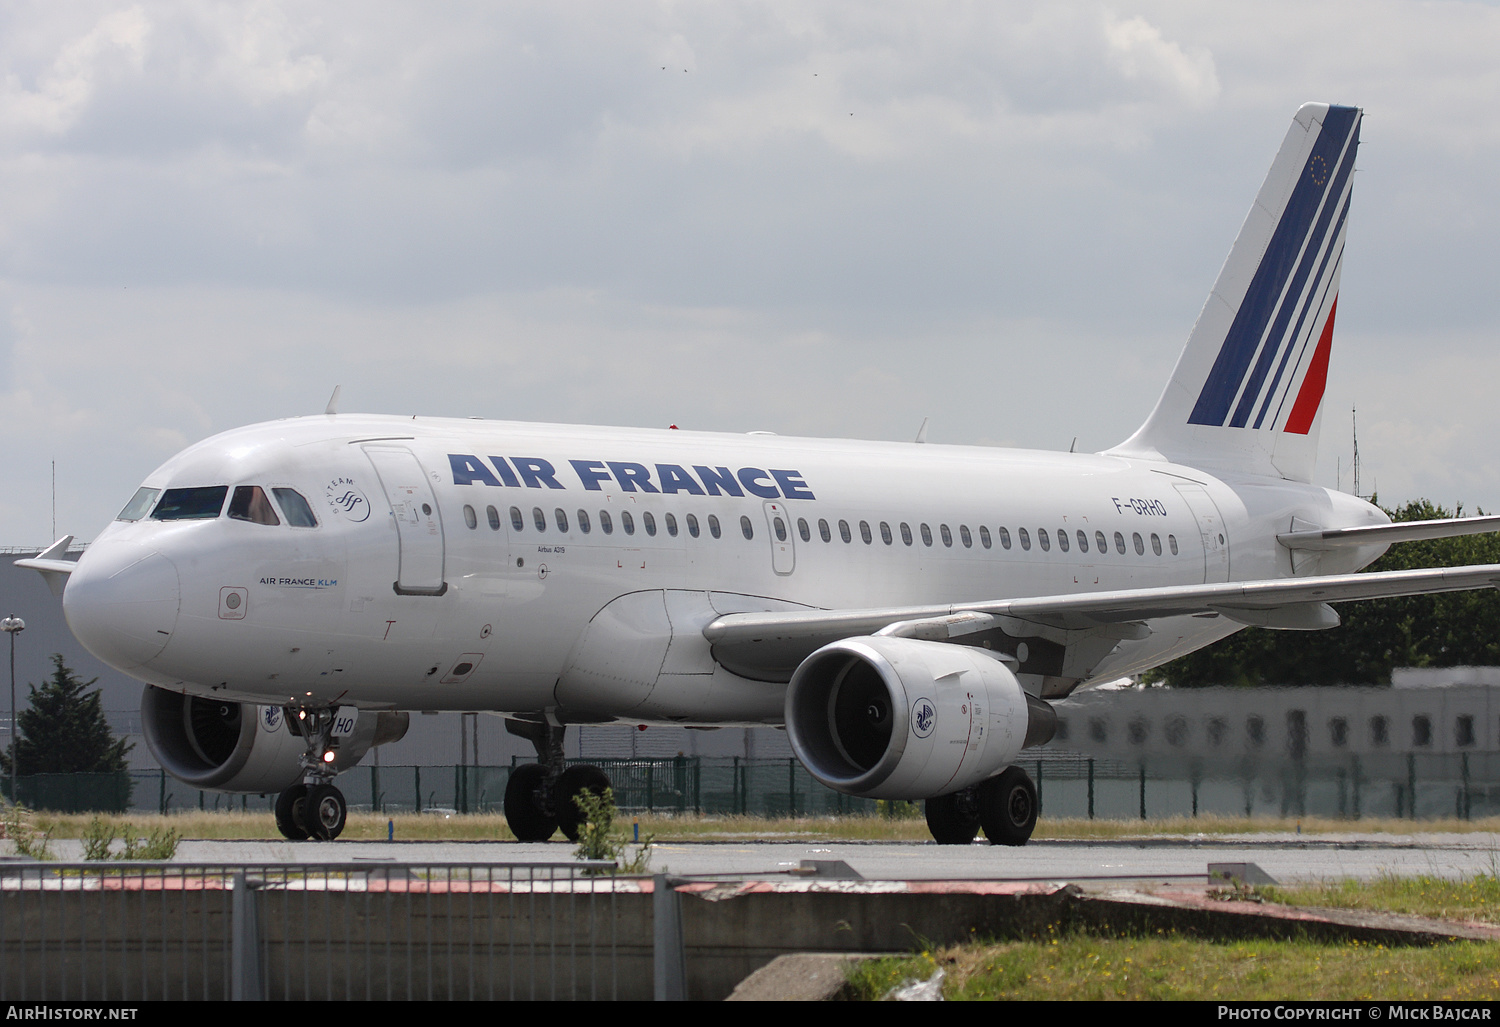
322, 750, 336, 764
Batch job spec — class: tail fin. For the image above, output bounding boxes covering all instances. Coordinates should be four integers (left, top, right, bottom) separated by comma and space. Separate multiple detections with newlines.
1109, 103, 1362, 483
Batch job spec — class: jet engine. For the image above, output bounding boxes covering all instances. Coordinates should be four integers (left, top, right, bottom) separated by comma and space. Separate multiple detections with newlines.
141, 685, 409, 794
784, 636, 1056, 799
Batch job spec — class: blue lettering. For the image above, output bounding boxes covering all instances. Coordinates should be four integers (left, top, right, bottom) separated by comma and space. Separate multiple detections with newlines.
656, 463, 706, 496
570, 460, 612, 491
512, 457, 565, 490
693, 465, 744, 497
737, 467, 780, 499
486, 456, 521, 488
607, 461, 660, 494
449, 454, 502, 487
770, 469, 815, 500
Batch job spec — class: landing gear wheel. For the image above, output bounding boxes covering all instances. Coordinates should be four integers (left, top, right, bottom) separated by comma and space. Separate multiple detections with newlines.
978, 766, 1038, 847
275, 784, 311, 841
554, 764, 613, 843
504, 763, 558, 842
925, 788, 980, 845
303, 783, 347, 841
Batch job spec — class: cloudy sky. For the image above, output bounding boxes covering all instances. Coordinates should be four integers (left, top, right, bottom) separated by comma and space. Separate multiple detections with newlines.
2, 1, 1499, 545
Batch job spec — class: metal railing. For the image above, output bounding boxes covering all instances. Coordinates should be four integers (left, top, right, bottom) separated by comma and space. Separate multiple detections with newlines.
0, 862, 631, 1001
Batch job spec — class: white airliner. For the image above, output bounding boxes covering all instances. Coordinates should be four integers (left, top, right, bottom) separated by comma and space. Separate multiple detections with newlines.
19, 102, 1500, 846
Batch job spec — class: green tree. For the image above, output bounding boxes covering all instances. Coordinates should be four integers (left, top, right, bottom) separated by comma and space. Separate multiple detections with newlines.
0, 654, 133, 776
1150, 500, 1500, 687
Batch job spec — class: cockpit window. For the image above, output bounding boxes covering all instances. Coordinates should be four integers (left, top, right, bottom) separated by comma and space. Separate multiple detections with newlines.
273, 488, 319, 528
150, 486, 228, 520
117, 487, 161, 522
229, 486, 281, 526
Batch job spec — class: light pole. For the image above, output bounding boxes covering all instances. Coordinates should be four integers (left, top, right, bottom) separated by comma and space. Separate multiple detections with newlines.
1, 615, 23, 806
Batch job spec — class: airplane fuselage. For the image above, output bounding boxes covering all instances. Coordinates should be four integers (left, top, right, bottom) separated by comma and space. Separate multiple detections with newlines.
61, 414, 1389, 723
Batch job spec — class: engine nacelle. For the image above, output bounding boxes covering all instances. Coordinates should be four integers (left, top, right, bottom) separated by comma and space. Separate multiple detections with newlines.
141, 685, 410, 793
785, 636, 1055, 799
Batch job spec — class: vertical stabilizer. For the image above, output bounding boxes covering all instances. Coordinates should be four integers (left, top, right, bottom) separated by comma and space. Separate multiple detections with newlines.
1108, 103, 1361, 483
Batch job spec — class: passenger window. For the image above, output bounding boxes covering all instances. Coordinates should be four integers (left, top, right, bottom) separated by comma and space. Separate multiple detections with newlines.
880, 521, 893, 546
1168, 534, 1179, 555
229, 486, 281, 526
708, 514, 722, 539
578, 509, 592, 534
959, 525, 972, 548
272, 487, 319, 526
798, 518, 810, 542
687, 513, 700, 538
600, 510, 613, 535
920, 523, 933, 547
1096, 530, 1108, 553
818, 518, 832, 543
1114, 531, 1126, 554
838, 519, 852, 543
1018, 527, 1031, 551
998, 527, 1011, 550
643, 511, 656, 536
152, 486, 229, 521
1077, 530, 1088, 553
940, 524, 952, 547
1037, 528, 1049, 552
462, 504, 477, 530
1133, 532, 1145, 555
116, 487, 161, 522
511, 506, 524, 532
1056, 528, 1069, 552
740, 515, 754, 540
900, 522, 913, 546
1150, 533, 1162, 556
859, 520, 872, 545
666, 512, 678, 537
533, 507, 546, 532
774, 516, 787, 541
487, 505, 501, 531
622, 511, 635, 535
979, 525, 991, 549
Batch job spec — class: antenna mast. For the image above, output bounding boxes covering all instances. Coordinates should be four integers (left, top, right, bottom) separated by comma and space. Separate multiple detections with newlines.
1351, 406, 1361, 498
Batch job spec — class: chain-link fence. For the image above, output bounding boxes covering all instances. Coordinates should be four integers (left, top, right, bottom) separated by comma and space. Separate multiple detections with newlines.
9, 751, 1500, 820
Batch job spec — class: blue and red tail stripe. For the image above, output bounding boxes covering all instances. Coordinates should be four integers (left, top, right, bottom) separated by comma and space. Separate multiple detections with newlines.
1188, 105, 1361, 430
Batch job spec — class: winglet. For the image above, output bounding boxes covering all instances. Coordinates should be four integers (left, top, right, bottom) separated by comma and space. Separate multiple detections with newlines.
325, 385, 341, 416
914, 417, 929, 444
14, 535, 77, 597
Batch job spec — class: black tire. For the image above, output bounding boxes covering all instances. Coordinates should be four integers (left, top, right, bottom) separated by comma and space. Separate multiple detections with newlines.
303, 783, 347, 841
978, 766, 1038, 846
504, 763, 558, 842
925, 789, 980, 845
274, 784, 311, 841
554, 764, 612, 843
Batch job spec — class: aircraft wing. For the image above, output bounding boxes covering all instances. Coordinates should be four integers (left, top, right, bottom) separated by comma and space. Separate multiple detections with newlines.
12, 535, 77, 597
702, 563, 1500, 668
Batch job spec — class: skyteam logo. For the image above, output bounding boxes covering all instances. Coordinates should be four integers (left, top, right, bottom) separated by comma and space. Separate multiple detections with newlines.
911, 697, 936, 739
1188, 105, 1360, 436
324, 478, 371, 522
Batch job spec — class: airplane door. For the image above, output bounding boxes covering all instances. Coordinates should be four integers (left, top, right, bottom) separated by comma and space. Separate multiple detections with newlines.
364, 446, 448, 596
762, 501, 795, 575
1173, 484, 1229, 584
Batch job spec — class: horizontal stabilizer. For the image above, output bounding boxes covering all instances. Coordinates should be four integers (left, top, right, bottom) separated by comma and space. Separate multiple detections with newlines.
14, 535, 77, 597
1279, 515, 1500, 551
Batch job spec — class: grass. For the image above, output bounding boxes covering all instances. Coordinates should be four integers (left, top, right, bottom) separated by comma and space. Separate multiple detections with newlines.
1263, 874, 1500, 926
843, 933, 1500, 1000
11, 810, 1500, 843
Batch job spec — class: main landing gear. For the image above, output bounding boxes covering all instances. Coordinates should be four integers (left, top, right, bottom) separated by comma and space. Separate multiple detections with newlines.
502, 719, 613, 843
923, 765, 1039, 847
274, 707, 349, 841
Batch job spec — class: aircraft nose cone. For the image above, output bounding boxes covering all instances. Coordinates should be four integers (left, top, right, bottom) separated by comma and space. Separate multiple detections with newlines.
63, 542, 181, 672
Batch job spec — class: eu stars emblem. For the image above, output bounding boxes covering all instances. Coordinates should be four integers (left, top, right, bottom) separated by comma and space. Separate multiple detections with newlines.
1308, 153, 1328, 188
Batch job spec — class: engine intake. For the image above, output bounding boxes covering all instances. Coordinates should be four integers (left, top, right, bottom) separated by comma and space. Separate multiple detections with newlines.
785, 636, 1052, 799
141, 685, 409, 793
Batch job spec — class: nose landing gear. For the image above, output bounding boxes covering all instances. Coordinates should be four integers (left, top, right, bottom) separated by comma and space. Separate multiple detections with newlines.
273, 707, 349, 841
